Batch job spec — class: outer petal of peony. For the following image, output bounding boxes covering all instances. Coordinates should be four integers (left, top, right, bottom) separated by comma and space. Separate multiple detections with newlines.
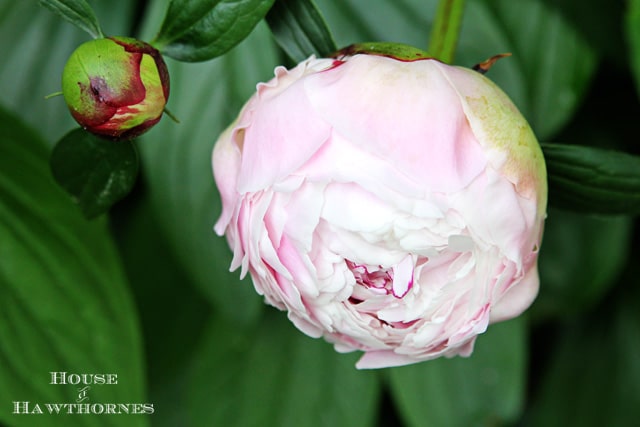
304, 55, 488, 193
236, 58, 335, 193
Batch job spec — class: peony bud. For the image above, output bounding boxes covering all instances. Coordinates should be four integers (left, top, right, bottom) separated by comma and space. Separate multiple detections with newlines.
212, 44, 547, 369
61, 37, 170, 141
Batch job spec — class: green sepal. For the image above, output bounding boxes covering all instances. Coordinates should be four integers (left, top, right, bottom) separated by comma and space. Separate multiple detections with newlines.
333, 42, 432, 61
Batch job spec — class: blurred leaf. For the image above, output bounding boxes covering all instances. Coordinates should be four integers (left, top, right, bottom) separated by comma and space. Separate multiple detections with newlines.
534, 208, 632, 320
313, 0, 436, 50
266, 0, 337, 63
542, 142, 640, 215
188, 310, 380, 427
50, 128, 139, 219
539, 0, 625, 63
628, 0, 640, 96
153, 0, 275, 61
0, 106, 146, 426
38, 0, 104, 38
523, 279, 640, 427
388, 317, 526, 427
0, 0, 138, 143
315, 0, 597, 139
111, 193, 211, 427
137, 22, 279, 325
462, 0, 598, 139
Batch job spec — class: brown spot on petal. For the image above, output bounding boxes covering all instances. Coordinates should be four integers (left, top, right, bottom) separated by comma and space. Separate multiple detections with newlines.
233, 128, 246, 152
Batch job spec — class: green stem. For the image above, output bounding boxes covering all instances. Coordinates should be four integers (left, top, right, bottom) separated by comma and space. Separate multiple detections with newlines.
428, 0, 466, 63
44, 91, 64, 100
163, 107, 181, 124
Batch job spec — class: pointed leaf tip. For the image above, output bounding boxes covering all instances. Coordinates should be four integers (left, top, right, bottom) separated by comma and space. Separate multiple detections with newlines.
38, 0, 104, 38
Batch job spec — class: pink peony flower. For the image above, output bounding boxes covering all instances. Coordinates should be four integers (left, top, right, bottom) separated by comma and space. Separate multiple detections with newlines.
212, 46, 547, 369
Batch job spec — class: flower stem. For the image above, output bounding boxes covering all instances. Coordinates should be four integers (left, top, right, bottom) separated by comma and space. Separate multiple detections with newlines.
428, 0, 466, 63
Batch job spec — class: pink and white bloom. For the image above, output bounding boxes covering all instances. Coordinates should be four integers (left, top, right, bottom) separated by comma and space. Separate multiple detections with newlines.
212, 48, 547, 369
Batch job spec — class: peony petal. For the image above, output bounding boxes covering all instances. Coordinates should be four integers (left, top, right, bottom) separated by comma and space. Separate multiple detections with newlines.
321, 182, 398, 234
305, 55, 487, 193
392, 254, 415, 298
438, 62, 547, 208
490, 262, 540, 322
237, 69, 332, 193
212, 123, 242, 235
356, 350, 420, 369
449, 169, 530, 262
278, 234, 320, 298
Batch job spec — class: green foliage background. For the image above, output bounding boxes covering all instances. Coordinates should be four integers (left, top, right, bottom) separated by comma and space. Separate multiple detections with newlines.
1, 0, 639, 426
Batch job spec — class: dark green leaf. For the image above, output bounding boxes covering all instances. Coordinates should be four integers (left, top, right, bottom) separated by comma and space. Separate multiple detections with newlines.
539, 0, 625, 63
524, 280, 640, 427
0, 1, 138, 143
50, 128, 139, 219
137, 22, 279, 325
627, 0, 640, 95
388, 317, 526, 427
154, 0, 276, 62
313, 0, 436, 51
266, 0, 337, 63
38, 0, 103, 38
188, 310, 380, 427
0, 107, 147, 426
534, 208, 632, 320
542, 142, 640, 215
462, 0, 598, 139
111, 195, 212, 427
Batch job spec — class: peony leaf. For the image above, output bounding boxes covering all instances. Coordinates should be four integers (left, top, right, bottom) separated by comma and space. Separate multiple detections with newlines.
112, 195, 212, 426
523, 281, 640, 427
0, 106, 147, 427
265, 0, 337, 63
387, 317, 526, 427
50, 128, 139, 219
153, 0, 275, 62
187, 311, 380, 427
137, 22, 279, 325
534, 208, 632, 320
539, 0, 625, 61
460, 0, 598, 139
627, 0, 640, 96
37, 0, 103, 39
542, 142, 640, 215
